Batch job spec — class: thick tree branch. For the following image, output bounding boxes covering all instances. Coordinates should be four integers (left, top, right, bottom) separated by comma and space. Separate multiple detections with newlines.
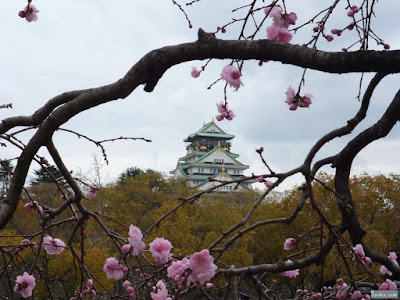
334, 89, 400, 244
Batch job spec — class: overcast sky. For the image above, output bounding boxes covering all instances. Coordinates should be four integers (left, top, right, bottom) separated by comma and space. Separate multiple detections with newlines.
1, 1, 399, 191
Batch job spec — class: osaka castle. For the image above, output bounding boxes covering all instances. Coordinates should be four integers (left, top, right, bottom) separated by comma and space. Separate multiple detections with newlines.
171, 120, 255, 191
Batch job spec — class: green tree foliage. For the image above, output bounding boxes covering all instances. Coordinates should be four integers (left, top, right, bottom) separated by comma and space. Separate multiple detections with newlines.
0, 160, 13, 199
117, 166, 143, 185
6, 171, 399, 297
31, 165, 65, 186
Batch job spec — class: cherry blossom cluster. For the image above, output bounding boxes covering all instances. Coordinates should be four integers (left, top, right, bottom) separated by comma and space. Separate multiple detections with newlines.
380, 251, 399, 276
265, 5, 297, 43
352, 244, 372, 268
285, 86, 313, 111
123, 280, 136, 299
151, 280, 172, 300
279, 260, 299, 278
104, 225, 217, 297
347, 5, 360, 17
43, 235, 66, 255
18, 3, 39, 22
20, 238, 38, 250
167, 249, 217, 286
103, 257, 127, 280
257, 176, 274, 188
216, 101, 235, 121
24, 200, 43, 216
294, 278, 371, 300
379, 279, 397, 291
127, 224, 146, 255
79, 279, 96, 299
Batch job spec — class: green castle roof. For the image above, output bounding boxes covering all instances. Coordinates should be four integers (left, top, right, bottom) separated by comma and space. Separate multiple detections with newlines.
183, 121, 235, 142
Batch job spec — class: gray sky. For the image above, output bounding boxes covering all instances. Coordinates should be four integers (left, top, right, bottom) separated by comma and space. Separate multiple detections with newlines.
1, 1, 399, 191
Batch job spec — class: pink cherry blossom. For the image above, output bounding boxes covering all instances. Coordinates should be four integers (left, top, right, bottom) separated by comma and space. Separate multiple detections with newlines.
151, 280, 172, 300
347, 10, 355, 17
352, 290, 362, 299
206, 283, 213, 289
86, 279, 93, 287
123, 280, 131, 288
216, 102, 236, 121
267, 24, 293, 43
43, 235, 65, 254
128, 225, 146, 256
284, 238, 296, 250
24, 201, 44, 216
189, 249, 215, 274
302, 93, 313, 108
257, 177, 265, 183
264, 5, 297, 28
20, 239, 31, 250
87, 189, 96, 199
103, 257, 124, 280
285, 86, 313, 110
388, 251, 398, 262
149, 237, 173, 265
19, 4, 39, 22
220, 66, 243, 91
14, 272, 36, 298
122, 244, 132, 253
285, 86, 298, 110
191, 66, 200, 78
127, 286, 135, 294
353, 244, 365, 259
265, 181, 273, 188
60, 195, 66, 202
336, 291, 347, 299
167, 257, 189, 283
280, 269, 299, 278
280, 260, 299, 278
379, 279, 397, 290
264, 5, 282, 18
380, 265, 393, 276
188, 249, 218, 285
326, 35, 334, 42
380, 251, 398, 275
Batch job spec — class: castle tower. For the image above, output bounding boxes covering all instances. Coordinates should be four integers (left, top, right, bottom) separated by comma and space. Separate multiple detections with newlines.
171, 120, 254, 191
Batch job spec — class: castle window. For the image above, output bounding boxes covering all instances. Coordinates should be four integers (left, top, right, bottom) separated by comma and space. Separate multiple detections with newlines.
214, 159, 224, 164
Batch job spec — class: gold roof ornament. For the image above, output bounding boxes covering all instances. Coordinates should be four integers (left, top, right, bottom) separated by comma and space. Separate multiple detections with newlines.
222, 163, 225, 172
212, 117, 215, 123
203, 121, 205, 126
218, 141, 221, 147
